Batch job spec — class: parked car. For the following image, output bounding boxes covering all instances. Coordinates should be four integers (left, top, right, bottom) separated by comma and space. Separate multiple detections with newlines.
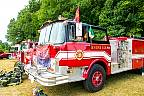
0, 52, 11, 59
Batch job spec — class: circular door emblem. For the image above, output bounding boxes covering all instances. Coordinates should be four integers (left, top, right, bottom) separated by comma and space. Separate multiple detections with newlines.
75, 50, 84, 60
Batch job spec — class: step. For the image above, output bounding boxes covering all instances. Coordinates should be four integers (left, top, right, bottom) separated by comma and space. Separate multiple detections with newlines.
27, 67, 69, 86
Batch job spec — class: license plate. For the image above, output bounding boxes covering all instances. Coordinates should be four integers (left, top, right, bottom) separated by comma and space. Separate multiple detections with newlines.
29, 75, 35, 83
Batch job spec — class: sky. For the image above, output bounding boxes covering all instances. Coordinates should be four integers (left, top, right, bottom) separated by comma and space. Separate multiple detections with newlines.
0, 0, 29, 42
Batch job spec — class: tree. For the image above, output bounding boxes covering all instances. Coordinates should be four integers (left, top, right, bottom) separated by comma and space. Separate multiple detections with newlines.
7, 0, 41, 44
6, 0, 144, 44
99, 0, 144, 37
0, 41, 11, 52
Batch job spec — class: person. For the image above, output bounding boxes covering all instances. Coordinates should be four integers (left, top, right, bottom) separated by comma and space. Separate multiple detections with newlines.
33, 87, 47, 96
83, 29, 88, 41
76, 36, 83, 41
75, 29, 88, 42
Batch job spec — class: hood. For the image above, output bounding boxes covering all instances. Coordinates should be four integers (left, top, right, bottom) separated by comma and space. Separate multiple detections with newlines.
36, 45, 49, 59
35, 44, 60, 59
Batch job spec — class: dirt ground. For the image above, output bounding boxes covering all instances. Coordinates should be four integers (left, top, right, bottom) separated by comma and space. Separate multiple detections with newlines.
0, 59, 144, 96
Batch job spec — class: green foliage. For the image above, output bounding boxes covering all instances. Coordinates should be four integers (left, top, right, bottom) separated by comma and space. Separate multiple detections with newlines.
6, 0, 144, 44
0, 41, 11, 52
99, 0, 144, 37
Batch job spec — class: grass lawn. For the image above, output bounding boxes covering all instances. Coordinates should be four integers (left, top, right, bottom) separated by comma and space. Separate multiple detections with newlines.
0, 59, 144, 96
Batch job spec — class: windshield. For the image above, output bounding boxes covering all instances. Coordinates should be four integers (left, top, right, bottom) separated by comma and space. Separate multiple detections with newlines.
39, 22, 66, 45
22, 43, 28, 50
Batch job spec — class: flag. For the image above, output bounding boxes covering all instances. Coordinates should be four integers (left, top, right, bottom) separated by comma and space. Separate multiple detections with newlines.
88, 26, 94, 38
74, 7, 80, 23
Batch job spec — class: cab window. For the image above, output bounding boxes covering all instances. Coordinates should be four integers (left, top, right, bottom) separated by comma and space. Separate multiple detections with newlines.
68, 23, 89, 42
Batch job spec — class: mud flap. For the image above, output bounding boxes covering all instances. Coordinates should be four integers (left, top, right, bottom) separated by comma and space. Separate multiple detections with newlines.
142, 68, 144, 76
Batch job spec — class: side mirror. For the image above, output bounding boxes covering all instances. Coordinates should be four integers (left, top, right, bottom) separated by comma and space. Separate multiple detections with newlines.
76, 23, 82, 37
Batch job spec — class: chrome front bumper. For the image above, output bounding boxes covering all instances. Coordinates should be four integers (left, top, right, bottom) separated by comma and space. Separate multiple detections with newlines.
25, 65, 69, 86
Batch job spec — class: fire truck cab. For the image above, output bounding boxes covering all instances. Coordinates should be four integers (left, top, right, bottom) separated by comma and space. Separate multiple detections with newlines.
21, 40, 38, 52
26, 20, 144, 92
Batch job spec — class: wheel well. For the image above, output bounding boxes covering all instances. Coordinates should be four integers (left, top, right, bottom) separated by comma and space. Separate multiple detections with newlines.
83, 60, 108, 79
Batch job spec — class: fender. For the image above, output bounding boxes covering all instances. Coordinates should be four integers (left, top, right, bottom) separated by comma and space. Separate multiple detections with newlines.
82, 57, 111, 79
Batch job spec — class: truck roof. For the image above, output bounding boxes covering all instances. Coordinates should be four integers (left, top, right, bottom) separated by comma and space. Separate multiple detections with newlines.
40, 20, 65, 30
40, 20, 107, 32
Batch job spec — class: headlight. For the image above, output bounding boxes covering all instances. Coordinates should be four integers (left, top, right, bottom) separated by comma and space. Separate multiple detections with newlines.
50, 58, 59, 72
51, 58, 58, 65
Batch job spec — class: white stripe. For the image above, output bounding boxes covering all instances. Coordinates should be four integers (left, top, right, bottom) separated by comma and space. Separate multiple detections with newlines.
132, 54, 144, 59
55, 51, 76, 59
84, 51, 111, 61
55, 51, 111, 61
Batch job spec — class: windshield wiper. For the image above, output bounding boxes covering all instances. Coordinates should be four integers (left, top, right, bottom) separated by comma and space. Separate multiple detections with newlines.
53, 42, 64, 45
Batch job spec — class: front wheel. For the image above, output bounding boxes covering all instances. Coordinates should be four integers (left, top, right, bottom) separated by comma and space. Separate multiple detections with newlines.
83, 64, 106, 92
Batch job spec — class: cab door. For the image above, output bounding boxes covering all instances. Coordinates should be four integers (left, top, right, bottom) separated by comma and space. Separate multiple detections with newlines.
66, 22, 90, 67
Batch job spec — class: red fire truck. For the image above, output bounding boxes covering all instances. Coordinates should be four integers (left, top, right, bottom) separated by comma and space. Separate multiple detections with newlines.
16, 40, 38, 63
25, 20, 144, 92
11, 44, 21, 59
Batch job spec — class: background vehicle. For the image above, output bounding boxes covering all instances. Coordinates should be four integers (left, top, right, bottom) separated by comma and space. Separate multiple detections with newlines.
17, 40, 38, 63
10, 40, 38, 62
10, 44, 21, 59
0, 51, 11, 59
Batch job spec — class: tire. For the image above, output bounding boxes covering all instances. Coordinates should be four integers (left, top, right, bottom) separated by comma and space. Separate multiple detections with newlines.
7, 55, 11, 59
83, 64, 106, 92
14, 61, 20, 67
